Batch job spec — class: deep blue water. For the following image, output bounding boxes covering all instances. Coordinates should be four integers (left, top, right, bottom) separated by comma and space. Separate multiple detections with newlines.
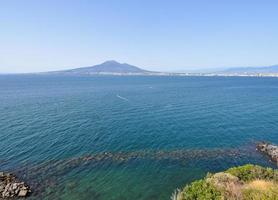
0, 75, 278, 200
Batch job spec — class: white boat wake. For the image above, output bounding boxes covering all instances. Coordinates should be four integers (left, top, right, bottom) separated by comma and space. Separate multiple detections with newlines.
116, 94, 129, 101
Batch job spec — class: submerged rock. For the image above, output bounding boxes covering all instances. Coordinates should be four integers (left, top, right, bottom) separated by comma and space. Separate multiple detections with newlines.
0, 172, 30, 199
256, 142, 278, 166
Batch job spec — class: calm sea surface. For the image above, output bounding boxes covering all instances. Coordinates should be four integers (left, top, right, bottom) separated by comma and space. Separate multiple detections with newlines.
0, 75, 278, 200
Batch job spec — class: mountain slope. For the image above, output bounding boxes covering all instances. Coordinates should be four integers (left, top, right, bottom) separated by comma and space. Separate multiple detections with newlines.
223, 65, 278, 74
52, 60, 151, 75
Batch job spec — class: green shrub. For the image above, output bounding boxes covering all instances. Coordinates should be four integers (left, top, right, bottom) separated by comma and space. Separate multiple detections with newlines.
226, 164, 278, 182
179, 165, 278, 200
181, 179, 222, 200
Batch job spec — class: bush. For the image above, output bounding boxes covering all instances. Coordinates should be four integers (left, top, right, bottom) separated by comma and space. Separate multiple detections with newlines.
206, 172, 242, 199
179, 165, 278, 200
226, 164, 278, 182
181, 180, 222, 200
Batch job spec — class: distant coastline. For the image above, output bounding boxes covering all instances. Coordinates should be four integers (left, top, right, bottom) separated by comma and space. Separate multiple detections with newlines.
15, 71, 278, 78
2, 72, 278, 78
3, 61, 278, 77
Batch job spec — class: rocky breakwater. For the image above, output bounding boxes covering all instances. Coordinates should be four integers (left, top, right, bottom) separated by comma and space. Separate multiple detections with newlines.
257, 142, 278, 166
0, 172, 31, 199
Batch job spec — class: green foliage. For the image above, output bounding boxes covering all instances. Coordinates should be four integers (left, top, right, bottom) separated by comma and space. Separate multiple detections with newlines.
226, 164, 278, 182
181, 180, 222, 200
242, 187, 278, 200
179, 164, 278, 200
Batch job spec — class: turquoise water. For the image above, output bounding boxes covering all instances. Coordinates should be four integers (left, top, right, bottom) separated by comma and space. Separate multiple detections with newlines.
0, 75, 278, 199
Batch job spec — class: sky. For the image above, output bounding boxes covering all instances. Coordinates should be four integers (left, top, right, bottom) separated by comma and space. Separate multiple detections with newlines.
0, 0, 278, 73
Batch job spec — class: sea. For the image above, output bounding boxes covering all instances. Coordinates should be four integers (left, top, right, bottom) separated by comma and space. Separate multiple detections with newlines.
0, 75, 277, 200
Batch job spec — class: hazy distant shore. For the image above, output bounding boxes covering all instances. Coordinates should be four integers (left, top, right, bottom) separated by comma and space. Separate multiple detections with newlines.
2, 72, 278, 78
2, 61, 278, 77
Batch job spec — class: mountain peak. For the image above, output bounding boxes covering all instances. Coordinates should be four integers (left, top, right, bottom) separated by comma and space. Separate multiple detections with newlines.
57, 61, 151, 75
102, 60, 120, 65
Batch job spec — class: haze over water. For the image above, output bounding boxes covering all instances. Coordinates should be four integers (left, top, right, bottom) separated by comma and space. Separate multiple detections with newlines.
0, 75, 278, 200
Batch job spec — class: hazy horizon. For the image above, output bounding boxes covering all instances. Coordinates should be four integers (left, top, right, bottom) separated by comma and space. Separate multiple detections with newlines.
1, 59, 278, 74
1, 0, 278, 73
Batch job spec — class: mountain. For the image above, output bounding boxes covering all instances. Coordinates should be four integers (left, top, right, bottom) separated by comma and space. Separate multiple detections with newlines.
49, 60, 152, 75
42, 61, 278, 77
222, 65, 278, 74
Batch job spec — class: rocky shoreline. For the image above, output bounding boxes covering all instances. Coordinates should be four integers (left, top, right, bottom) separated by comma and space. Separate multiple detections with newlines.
0, 172, 31, 199
256, 142, 278, 166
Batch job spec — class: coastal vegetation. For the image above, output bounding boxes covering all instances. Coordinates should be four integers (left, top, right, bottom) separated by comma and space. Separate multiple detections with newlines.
176, 164, 278, 200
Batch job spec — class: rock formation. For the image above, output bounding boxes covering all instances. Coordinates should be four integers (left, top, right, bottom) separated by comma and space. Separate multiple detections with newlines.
0, 172, 30, 199
256, 142, 278, 166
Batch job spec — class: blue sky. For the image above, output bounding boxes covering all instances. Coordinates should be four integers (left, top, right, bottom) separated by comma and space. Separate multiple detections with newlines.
0, 0, 278, 73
